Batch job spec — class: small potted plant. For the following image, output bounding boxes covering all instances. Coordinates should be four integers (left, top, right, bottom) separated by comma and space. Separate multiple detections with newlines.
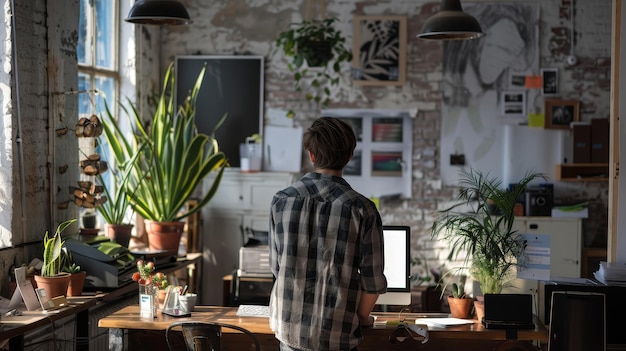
274, 17, 353, 116
61, 248, 86, 297
447, 281, 473, 319
34, 219, 77, 298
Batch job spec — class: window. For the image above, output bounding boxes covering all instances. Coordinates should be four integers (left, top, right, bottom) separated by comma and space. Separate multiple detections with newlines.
77, 0, 119, 219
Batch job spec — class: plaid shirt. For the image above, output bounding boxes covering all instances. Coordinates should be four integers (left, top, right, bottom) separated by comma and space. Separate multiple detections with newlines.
269, 172, 387, 351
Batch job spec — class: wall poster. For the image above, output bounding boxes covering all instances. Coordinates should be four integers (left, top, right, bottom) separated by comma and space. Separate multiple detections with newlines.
352, 15, 407, 86
440, 2, 540, 185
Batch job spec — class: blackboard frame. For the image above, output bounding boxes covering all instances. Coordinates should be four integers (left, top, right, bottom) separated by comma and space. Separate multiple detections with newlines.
175, 55, 264, 167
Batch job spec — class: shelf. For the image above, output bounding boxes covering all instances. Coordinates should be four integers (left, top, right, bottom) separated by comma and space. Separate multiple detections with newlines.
555, 163, 609, 182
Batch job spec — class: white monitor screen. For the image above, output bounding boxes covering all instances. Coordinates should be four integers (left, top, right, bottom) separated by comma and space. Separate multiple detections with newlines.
376, 226, 411, 305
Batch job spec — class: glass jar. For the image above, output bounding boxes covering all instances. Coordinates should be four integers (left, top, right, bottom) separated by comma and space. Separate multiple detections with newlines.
138, 284, 158, 318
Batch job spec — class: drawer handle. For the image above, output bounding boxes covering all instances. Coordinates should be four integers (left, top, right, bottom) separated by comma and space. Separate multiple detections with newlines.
529, 224, 538, 229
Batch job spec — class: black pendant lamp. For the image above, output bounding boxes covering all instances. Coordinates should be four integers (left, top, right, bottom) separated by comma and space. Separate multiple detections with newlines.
417, 0, 484, 40
125, 0, 192, 25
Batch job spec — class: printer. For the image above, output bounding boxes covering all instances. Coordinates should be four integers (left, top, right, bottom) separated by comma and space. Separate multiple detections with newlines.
238, 228, 272, 277
65, 237, 137, 289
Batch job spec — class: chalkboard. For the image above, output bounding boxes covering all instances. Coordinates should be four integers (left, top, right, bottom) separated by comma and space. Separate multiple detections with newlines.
175, 55, 264, 167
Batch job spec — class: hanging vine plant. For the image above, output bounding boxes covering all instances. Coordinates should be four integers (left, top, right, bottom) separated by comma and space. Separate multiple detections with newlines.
275, 18, 352, 117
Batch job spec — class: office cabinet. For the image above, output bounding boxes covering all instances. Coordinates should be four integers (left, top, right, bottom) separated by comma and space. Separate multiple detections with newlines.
512, 216, 582, 278
201, 170, 295, 305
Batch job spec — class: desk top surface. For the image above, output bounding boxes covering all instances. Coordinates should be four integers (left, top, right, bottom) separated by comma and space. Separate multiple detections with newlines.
0, 298, 96, 342
98, 305, 549, 342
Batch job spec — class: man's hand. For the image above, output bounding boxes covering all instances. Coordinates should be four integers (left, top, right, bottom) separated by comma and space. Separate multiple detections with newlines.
360, 315, 375, 328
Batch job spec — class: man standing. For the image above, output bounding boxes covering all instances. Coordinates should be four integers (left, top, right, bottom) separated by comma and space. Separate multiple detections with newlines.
269, 117, 387, 351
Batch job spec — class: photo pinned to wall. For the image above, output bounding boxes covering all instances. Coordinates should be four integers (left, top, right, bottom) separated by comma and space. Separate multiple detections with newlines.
509, 70, 527, 89
344, 149, 362, 176
372, 117, 403, 142
339, 117, 363, 142
541, 68, 558, 96
500, 91, 527, 118
544, 99, 579, 129
371, 151, 403, 177
352, 15, 407, 86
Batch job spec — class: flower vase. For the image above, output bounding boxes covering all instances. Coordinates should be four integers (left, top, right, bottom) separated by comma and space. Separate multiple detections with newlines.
138, 284, 158, 318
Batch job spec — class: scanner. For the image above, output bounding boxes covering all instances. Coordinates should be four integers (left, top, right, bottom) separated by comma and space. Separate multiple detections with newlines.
65, 237, 137, 289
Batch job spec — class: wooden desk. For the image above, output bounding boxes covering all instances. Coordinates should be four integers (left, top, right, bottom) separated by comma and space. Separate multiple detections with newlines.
0, 298, 96, 351
99, 305, 548, 351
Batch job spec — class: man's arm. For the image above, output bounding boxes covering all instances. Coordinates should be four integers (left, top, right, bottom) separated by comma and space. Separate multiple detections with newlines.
358, 292, 379, 327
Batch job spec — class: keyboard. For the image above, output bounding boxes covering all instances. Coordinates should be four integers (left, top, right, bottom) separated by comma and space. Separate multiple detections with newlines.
236, 304, 270, 318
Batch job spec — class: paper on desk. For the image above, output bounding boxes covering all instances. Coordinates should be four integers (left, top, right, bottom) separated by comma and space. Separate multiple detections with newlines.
415, 317, 475, 327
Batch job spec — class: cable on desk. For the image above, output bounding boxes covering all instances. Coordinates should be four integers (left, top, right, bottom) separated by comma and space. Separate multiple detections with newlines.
396, 307, 411, 323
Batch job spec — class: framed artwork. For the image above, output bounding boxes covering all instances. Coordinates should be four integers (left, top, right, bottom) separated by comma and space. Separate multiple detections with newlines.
500, 91, 527, 118
339, 117, 364, 142
545, 99, 580, 129
371, 151, 403, 177
372, 117, 403, 142
344, 150, 362, 176
541, 68, 558, 96
352, 15, 407, 86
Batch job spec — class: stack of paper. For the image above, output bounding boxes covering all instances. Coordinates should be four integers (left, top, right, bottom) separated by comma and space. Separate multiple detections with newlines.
593, 261, 626, 286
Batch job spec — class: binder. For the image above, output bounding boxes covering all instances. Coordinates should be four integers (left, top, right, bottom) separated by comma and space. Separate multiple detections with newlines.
590, 118, 609, 163
572, 122, 591, 163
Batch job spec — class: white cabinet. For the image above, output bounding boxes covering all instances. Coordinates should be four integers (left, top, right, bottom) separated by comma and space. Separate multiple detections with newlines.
512, 216, 582, 279
200, 169, 295, 305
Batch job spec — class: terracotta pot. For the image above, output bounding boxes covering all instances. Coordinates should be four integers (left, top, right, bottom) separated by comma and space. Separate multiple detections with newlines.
448, 296, 473, 319
145, 220, 184, 255
474, 295, 485, 321
105, 224, 134, 248
67, 271, 87, 297
34, 273, 71, 298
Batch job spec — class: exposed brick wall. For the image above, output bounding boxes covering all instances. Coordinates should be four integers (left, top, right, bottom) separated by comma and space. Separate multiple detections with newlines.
157, 0, 610, 283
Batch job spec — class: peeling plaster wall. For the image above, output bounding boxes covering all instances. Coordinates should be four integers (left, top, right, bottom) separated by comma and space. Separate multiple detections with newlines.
0, 0, 79, 296
154, 0, 611, 283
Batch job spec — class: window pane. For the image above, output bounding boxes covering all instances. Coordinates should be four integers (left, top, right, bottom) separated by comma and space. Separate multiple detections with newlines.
94, 0, 116, 69
95, 75, 115, 114
78, 73, 91, 116
78, 0, 92, 65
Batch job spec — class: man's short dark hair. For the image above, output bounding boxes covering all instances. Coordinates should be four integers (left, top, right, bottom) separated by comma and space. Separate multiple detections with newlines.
303, 117, 356, 170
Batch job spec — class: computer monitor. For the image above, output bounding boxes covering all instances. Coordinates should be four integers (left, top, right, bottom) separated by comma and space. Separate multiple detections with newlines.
375, 225, 411, 306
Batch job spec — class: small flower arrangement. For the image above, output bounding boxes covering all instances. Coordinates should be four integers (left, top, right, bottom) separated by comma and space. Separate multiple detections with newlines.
132, 259, 169, 290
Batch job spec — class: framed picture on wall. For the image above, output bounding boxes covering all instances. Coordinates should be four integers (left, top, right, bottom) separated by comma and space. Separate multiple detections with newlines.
339, 117, 364, 142
500, 91, 526, 118
545, 99, 580, 129
352, 15, 407, 86
541, 68, 558, 96
372, 117, 403, 142
344, 150, 362, 176
371, 151, 403, 177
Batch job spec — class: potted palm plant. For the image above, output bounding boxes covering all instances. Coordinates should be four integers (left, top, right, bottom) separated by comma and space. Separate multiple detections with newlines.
101, 62, 227, 255
34, 219, 77, 298
431, 168, 546, 318
275, 17, 352, 117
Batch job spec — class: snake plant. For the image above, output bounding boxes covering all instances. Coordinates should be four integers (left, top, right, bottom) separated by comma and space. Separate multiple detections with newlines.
41, 219, 77, 277
100, 62, 227, 223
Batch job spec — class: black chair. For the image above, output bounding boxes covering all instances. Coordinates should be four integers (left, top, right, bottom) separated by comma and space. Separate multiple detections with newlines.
165, 321, 261, 351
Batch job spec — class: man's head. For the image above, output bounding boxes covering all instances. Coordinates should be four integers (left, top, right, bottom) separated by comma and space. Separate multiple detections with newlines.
303, 117, 356, 171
